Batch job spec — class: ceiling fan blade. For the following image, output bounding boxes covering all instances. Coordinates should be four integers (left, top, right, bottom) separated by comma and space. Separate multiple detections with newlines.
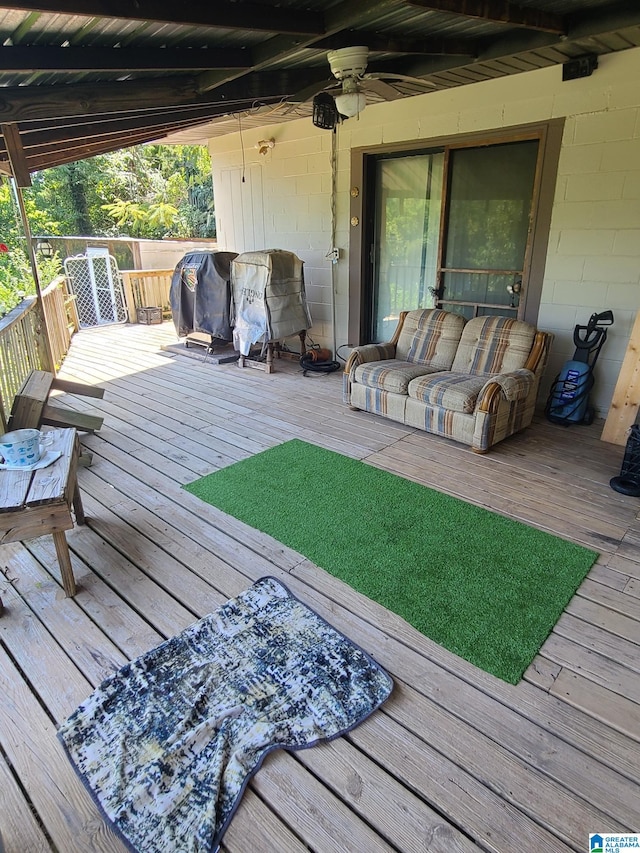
360, 78, 404, 101
288, 79, 341, 105
364, 72, 437, 89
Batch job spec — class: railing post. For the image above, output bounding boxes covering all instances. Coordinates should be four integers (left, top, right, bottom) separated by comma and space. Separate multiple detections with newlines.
121, 271, 138, 323
0, 387, 7, 433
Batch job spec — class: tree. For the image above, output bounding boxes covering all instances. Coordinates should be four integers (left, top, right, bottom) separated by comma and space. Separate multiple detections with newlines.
0, 178, 63, 317
0, 143, 216, 316
26, 143, 215, 241
29, 158, 111, 236
94, 144, 215, 239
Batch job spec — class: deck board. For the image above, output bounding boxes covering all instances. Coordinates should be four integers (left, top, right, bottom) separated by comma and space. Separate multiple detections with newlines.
1, 320, 639, 852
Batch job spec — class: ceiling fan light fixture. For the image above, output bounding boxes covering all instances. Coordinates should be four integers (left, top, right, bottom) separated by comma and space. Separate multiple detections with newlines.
334, 90, 366, 118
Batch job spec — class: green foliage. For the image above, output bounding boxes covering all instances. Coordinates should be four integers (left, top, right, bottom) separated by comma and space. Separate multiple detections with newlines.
93, 144, 215, 239
0, 179, 64, 317
0, 247, 31, 318
24, 143, 215, 241
101, 198, 180, 235
29, 160, 110, 236
0, 142, 215, 317
0, 248, 63, 318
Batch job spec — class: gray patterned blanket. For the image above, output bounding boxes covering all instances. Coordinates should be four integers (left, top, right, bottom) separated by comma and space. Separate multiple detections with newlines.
58, 576, 393, 853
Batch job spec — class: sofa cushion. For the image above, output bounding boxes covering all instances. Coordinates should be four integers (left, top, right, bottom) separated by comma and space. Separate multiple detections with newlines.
451, 316, 536, 375
354, 360, 437, 395
408, 372, 489, 414
405, 398, 477, 445
396, 309, 466, 369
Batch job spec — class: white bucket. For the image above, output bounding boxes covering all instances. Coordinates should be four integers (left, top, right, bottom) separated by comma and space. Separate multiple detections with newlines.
0, 428, 42, 467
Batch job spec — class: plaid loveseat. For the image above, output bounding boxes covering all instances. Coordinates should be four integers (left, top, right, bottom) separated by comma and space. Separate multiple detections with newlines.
343, 309, 553, 453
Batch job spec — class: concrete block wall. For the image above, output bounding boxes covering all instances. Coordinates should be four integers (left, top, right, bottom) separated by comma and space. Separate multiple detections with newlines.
538, 60, 640, 416
208, 47, 640, 414
209, 125, 336, 350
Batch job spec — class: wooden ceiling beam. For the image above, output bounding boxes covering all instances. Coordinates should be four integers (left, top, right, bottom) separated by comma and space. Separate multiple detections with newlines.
5, 105, 262, 151
10, 119, 216, 161
0, 1, 325, 36
1, 121, 31, 185
473, 4, 640, 63
0, 76, 206, 122
0, 45, 252, 73
566, 2, 640, 40
0, 120, 217, 172
23, 132, 180, 171
14, 105, 239, 143
0, 67, 327, 124
402, 0, 565, 35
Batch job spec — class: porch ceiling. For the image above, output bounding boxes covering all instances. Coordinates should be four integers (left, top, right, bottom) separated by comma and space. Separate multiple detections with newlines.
0, 0, 638, 181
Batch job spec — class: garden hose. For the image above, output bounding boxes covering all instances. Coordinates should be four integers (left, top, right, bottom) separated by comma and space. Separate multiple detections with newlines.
300, 348, 341, 375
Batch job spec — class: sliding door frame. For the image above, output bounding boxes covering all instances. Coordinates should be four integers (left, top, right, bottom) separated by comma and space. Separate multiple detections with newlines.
348, 119, 564, 345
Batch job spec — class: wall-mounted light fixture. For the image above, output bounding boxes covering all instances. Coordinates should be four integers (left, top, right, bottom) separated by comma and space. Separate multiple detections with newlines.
256, 138, 275, 155
35, 238, 54, 258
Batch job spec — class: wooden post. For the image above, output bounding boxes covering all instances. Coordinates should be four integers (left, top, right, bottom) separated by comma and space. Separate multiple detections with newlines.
601, 309, 640, 445
0, 387, 6, 433
121, 271, 138, 322
9, 179, 56, 374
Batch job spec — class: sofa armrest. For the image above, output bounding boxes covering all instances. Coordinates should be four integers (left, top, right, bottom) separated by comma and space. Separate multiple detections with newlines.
344, 342, 397, 375
525, 330, 554, 374
343, 342, 398, 406
478, 368, 535, 409
473, 368, 538, 453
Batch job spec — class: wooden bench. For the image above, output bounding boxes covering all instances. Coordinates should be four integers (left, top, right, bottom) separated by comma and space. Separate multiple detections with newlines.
8, 370, 105, 434
0, 427, 84, 598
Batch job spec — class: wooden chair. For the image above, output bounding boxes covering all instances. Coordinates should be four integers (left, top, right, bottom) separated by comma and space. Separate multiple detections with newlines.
8, 370, 104, 434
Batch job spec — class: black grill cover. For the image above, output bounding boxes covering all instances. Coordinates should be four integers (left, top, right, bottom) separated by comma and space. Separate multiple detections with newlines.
170, 251, 238, 340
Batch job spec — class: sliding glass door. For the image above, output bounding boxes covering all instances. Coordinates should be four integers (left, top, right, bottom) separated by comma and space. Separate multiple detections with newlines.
368, 137, 540, 341
370, 152, 444, 342
438, 139, 539, 320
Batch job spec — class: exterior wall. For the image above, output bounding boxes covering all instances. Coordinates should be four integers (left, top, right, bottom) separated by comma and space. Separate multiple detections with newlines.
137, 238, 218, 269
208, 128, 336, 346
208, 47, 640, 416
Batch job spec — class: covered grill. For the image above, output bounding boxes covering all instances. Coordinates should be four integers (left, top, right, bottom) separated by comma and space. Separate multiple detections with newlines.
231, 250, 312, 357
170, 251, 238, 344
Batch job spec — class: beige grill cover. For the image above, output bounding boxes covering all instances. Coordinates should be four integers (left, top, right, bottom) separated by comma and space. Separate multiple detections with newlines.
231, 250, 312, 355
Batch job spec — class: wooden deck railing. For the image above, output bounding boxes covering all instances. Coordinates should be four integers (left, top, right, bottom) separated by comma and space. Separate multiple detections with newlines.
121, 269, 174, 323
0, 269, 174, 430
0, 277, 78, 431
43, 275, 79, 366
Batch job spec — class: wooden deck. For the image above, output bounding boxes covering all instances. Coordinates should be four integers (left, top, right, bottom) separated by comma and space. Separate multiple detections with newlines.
1, 321, 639, 853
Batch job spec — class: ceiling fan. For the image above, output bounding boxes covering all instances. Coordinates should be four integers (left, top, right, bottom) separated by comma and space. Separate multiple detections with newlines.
311, 46, 436, 127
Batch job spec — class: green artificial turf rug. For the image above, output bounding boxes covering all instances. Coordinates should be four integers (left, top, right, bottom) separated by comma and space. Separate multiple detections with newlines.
183, 439, 598, 684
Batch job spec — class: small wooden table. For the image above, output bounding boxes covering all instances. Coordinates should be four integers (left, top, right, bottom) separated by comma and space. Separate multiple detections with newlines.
0, 428, 84, 598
